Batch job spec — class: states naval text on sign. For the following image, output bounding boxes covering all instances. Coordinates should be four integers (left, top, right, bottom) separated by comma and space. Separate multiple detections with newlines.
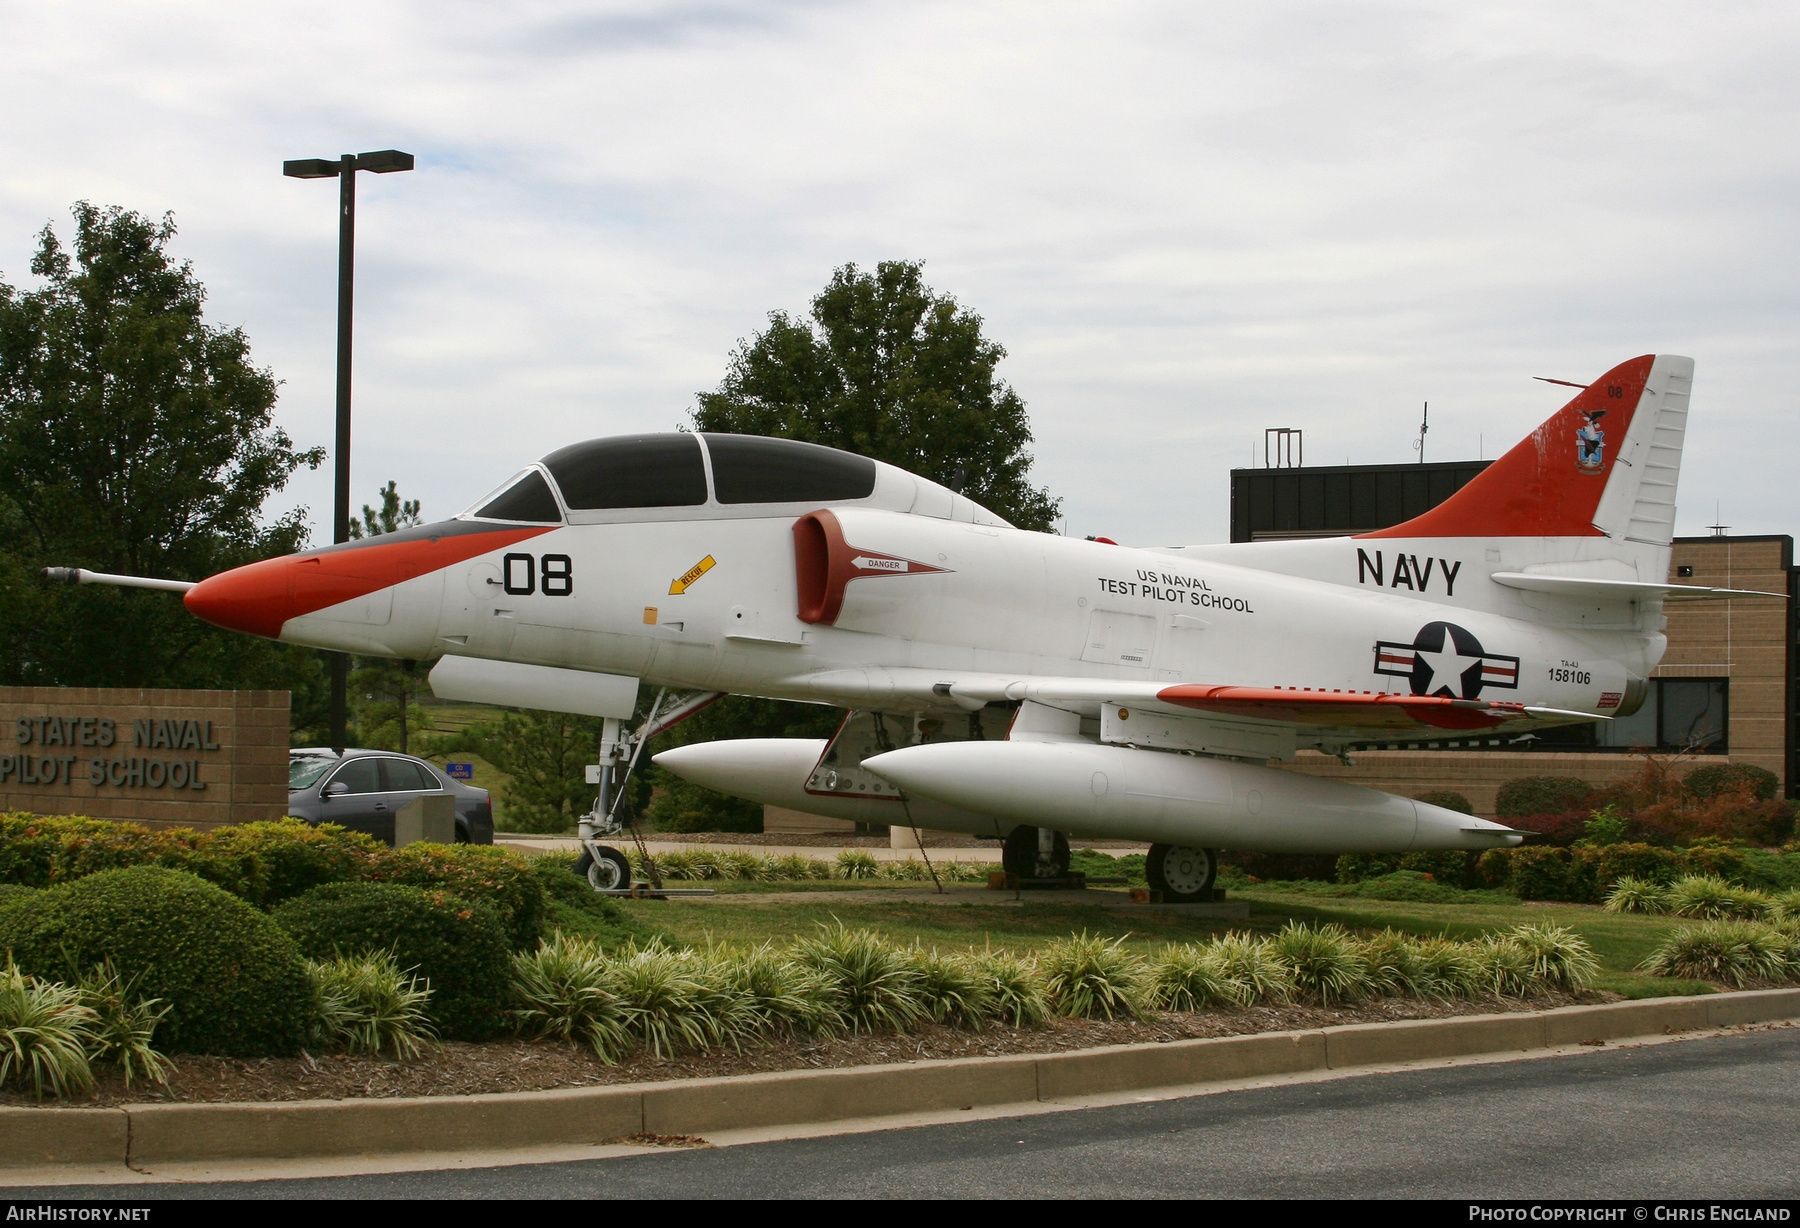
7, 713, 224, 791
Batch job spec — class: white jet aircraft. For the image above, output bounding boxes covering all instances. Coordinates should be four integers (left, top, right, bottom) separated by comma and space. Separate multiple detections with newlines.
53, 354, 1763, 899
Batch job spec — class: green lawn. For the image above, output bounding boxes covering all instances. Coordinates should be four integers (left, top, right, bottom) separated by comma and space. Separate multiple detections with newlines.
611, 882, 1714, 998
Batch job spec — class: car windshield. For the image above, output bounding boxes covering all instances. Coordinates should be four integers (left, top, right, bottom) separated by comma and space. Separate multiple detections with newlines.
289, 757, 337, 790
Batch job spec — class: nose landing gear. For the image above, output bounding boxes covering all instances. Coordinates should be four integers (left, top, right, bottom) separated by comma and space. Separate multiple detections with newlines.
1001, 825, 1071, 880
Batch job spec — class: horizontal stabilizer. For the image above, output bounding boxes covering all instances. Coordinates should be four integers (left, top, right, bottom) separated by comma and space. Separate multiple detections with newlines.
1489, 572, 1786, 602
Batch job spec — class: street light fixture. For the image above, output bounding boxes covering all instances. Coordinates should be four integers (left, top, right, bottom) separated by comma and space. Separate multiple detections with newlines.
284, 149, 415, 753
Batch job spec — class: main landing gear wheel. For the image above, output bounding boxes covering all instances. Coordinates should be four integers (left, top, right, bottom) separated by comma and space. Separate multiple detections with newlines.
574, 845, 632, 892
1146, 844, 1218, 903
1002, 825, 1070, 879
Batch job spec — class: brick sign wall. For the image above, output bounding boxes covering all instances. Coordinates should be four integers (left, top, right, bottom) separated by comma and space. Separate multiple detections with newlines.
0, 687, 290, 830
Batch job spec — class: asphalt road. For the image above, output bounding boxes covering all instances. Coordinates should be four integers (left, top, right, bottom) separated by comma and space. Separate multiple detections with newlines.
13, 1029, 1799, 1200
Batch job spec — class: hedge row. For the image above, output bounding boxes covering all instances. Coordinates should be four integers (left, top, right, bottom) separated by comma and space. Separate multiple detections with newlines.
0, 813, 547, 949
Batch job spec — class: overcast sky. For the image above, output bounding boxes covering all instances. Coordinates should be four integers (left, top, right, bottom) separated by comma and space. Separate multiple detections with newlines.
3, 0, 1796, 548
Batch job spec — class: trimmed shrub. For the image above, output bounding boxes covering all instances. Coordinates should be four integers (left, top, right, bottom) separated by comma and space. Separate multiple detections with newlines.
1496, 777, 1594, 820
1221, 851, 1338, 883
1499, 847, 1576, 902
209, 820, 379, 907
1681, 842, 1750, 884
359, 843, 547, 950
1399, 851, 1474, 886
1335, 854, 1401, 884
1501, 811, 1592, 847
274, 882, 513, 1041
1683, 763, 1780, 803
1415, 790, 1474, 815
1597, 843, 1683, 887
0, 867, 313, 1056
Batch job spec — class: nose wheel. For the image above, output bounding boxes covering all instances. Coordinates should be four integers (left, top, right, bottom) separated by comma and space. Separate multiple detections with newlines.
574, 845, 632, 892
1146, 844, 1218, 903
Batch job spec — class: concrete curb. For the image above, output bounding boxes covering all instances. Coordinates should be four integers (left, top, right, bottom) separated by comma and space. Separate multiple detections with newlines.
4, 988, 1796, 1171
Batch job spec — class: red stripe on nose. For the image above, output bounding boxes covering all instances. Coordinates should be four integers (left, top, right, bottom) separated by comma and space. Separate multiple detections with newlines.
184, 524, 554, 640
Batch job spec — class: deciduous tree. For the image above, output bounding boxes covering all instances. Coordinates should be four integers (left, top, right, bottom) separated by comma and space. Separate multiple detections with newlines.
0, 203, 323, 689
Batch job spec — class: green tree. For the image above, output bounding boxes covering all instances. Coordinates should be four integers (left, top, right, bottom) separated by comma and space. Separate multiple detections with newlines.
662, 261, 1063, 830
692, 259, 1060, 531
471, 709, 602, 834
0, 203, 324, 689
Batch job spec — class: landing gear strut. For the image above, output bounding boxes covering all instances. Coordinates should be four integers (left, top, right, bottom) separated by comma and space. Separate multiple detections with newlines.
1002, 825, 1070, 880
1146, 843, 1219, 903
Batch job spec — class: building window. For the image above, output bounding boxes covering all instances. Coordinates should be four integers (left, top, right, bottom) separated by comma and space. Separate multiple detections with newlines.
1353, 678, 1728, 754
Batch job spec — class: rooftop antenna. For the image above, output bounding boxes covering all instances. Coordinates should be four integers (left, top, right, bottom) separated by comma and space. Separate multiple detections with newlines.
1709, 500, 1730, 538
1264, 427, 1302, 468
1411, 402, 1428, 463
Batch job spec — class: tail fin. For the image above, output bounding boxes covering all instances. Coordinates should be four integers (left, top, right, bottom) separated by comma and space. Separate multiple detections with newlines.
1358, 355, 1692, 546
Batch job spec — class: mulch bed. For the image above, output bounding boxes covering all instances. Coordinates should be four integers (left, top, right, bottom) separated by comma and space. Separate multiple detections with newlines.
8, 990, 1617, 1110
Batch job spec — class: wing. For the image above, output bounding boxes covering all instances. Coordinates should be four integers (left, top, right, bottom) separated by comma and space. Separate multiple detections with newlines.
786, 669, 1597, 735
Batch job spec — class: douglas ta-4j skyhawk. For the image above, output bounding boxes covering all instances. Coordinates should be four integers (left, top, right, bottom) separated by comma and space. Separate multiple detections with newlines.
51, 354, 1772, 899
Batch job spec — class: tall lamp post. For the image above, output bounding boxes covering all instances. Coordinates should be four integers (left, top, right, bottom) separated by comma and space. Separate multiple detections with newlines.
283, 149, 414, 753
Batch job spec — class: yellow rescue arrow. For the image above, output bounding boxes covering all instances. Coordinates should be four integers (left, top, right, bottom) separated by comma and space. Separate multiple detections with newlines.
668, 555, 716, 595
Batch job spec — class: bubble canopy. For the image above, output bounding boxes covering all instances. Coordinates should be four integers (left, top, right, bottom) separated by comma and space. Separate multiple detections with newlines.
467, 433, 880, 519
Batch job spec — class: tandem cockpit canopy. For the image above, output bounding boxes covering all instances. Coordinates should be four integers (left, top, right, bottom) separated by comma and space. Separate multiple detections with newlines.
461, 431, 1008, 525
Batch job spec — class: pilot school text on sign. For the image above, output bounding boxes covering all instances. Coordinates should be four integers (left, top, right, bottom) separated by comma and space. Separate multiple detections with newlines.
0, 687, 291, 830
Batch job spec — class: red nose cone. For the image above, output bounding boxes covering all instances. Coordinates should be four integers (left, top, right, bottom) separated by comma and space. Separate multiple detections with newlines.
184, 524, 557, 641
184, 555, 309, 639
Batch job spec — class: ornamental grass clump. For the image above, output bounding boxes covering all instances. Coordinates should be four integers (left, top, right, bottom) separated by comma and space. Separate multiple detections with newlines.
310, 952, 435, 1060
1356, 930, 1437, 1000
76, 959, 172, 1087
1603, 877, 1668, 915
1506, 922, 1600, 991
909, 948, 995, 1027
1475, 936, 1539, 998
716, 943, 842, 1039
1211, 933, 1294, 1005
792, 924, 925, 1033
835, 850, 881, 880
1039, 933, 1151, 1020
884, 858, 930, 882
1768, 889, 1800, 923
1640, 921, 1790, 987
1665, 876, 1772, 922
1151, 944, 1249, 1011
510, 933, 632, 1061
1412, 937, 1486, 1000
967, 947, 1050, 1027
1271, 923, 1368, 1006
603, 941, 726, 1057
0, 961, 95, 1099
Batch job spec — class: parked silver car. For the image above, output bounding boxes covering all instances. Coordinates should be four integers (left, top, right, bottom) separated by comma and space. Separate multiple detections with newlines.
288, 748, 495, 847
